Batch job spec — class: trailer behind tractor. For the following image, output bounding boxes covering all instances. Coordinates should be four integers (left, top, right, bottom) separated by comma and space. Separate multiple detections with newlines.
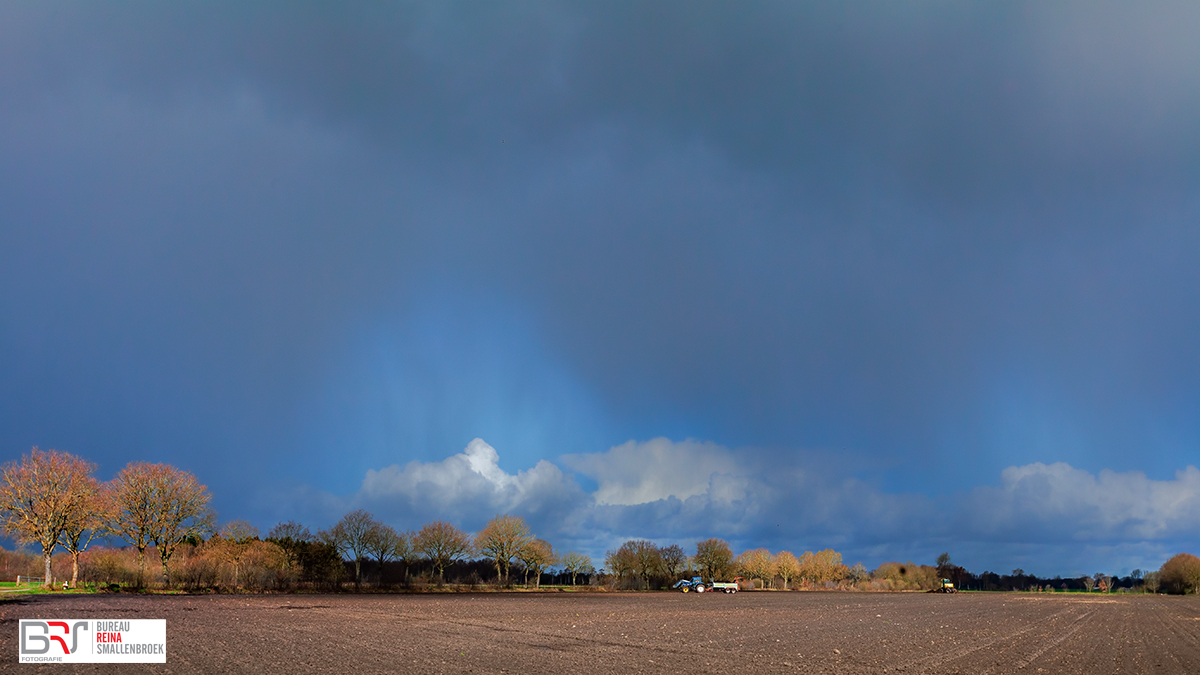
673, 576, 743, 593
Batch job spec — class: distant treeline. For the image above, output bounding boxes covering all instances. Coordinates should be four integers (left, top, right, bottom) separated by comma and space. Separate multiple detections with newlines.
931, 555, 1200, 595
3, 448, 1199, 594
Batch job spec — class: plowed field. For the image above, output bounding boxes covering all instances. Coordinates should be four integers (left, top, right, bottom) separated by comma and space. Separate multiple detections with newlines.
4, 591, 1200, 673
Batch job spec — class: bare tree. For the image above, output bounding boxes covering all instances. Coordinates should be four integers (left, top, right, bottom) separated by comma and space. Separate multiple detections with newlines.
0, 448, 97, 587
393, 529, 415, 581
269, 521, 312, 541
319, 509, 376, 588
775, 551, 800, 589
109, 462, 158, 586
364, 522, 403, 582
1081, 576, 1095, 592
848, 562, 869, 583
267, 521, 313, 570
110, 462, 214, 587
517, 539, 557, 588
217, 520, 259, 588
413, 521, 473, 580
627, 540, 662, 589
394, 530, 414, 560
1143, 570, 1161, 594
561, 552, 594, 585
661, 544, 686, 580
59, 470, 110, 588
694, 538, 734, 582
474, 514, 531, 584
151, 465, 214, 587
604, 545, 636, 583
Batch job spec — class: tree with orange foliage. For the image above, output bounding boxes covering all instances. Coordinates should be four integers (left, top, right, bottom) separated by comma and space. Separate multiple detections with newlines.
799, 549, 849, 586
1159, 553, 1200, 595
738, 548, 777, 589
774, 551, 800, 589
0, 448, 98, 587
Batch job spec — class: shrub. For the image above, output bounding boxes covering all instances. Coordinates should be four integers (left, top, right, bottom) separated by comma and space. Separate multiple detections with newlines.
871, 561, 939, 590
78, 547, 139, 586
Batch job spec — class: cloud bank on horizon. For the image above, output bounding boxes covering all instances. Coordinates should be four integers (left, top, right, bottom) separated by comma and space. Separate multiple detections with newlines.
1, 1, 1199, 573
280, 438, 1200, 577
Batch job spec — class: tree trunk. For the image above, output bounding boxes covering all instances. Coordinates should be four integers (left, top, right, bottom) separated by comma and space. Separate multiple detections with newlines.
42, 547, 53, 588
354, 559, 361, 588
136, 547, 146, 588
71, 552, 80, 588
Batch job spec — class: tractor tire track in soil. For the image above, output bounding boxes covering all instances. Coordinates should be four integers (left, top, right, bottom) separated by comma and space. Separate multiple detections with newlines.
888, 600, 1095, 674
2, 591, 1199, 674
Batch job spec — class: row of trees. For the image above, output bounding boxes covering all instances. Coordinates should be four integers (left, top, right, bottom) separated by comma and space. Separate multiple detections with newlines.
603, 538, 857, 590
285, 511, 593, 589
932, 552, 1200, 594
5, 449, 1199, 594
0, 448, 594, 591
602, 543, 1200, 595
0, 448, 211, 588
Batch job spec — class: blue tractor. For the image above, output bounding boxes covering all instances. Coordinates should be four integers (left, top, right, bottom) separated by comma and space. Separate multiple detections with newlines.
672, 576, 708, 593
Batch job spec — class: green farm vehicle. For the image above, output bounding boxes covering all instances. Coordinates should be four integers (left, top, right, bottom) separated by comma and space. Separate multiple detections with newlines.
931, 579, 957, 593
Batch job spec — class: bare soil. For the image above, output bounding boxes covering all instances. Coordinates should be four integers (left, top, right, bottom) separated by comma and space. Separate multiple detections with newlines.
3, 591, 1199, 674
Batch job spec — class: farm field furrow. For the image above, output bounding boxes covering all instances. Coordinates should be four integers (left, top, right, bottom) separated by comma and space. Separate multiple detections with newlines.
2, 591, 1199, 674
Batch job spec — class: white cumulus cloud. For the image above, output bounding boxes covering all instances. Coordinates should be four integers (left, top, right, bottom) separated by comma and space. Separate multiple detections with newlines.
357, 438, 586, 529
560, 437, 739, 505
962, 462, 1200, 541
273, 438, 1200, 574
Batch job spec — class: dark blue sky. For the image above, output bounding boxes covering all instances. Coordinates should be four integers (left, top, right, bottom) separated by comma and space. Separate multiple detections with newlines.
2, 1, 1199, 576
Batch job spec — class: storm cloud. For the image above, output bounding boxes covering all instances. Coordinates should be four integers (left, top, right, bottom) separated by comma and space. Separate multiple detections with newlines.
2, 1, 1198, 573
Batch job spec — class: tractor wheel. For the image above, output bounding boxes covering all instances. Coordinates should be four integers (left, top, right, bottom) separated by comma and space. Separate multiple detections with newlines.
681, 586, 689, 593
696, 585, 705, 592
